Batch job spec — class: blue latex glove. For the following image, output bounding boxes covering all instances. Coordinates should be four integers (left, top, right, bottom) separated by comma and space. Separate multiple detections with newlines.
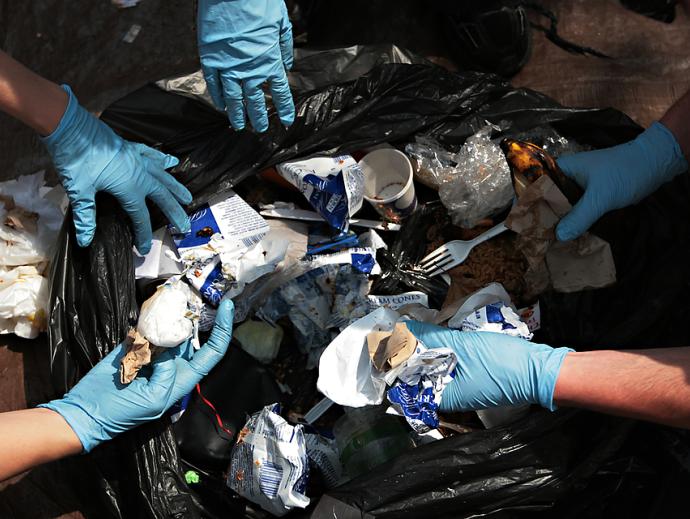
42, 85, 192, 254
405, 321, 573, 413
198, 0, 295, 132
556, 122, 688, 241
40, 300, 234, 452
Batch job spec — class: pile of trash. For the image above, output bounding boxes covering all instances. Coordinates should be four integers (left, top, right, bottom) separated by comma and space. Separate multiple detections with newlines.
43, 47, 690, 518
0, 172, 66, 339
98, 119, 615, 516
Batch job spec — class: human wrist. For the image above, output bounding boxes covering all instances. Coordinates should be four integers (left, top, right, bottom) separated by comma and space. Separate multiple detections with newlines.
41, 85, 122, 172
38, 398, 101, 453
534, 346, 574, 411
34, 408, 84, 455
29, 82, 69, 136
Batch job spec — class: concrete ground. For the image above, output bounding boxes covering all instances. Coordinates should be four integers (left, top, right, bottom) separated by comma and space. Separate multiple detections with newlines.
0, 0, 689, 517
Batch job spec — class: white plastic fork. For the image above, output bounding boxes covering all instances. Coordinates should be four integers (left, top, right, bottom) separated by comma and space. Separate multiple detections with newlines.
418, 221, 509, 277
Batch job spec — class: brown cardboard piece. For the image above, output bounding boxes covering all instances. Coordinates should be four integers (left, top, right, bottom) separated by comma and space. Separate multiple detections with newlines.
367, 323, 417, 372
506, 175, 616, 298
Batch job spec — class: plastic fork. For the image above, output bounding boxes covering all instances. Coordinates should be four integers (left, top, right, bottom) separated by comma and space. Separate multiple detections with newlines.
418, 221, 509, 277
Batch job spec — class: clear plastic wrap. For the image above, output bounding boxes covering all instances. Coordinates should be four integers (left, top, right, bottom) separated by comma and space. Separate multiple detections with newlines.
439, 124, 514, 229
507, 124, 591, 158
405, 137, 458, 190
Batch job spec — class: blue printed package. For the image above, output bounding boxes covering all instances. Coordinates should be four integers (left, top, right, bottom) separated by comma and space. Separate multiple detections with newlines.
385, 344, 457, 433
276, 155, 364, 231
387, 379, 439, 432
228, 404, 310, 516
171, 191, 269, 306
172, 190, 268, 254
461, 301, 533, 340
186, 255, 228, 307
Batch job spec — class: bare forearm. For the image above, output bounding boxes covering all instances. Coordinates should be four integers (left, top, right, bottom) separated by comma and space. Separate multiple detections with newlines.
554, 348, 690, 428
661, 88, 690, 161
0, 408, 82, 481
0, 50, 67, 135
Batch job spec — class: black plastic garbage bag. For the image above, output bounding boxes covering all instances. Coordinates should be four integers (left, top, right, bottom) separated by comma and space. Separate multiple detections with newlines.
48, 45, 689, 517
48, 199, 203, 519
174, 346, 283, 471
312, 410, 632, 518
48, 196, 137, 395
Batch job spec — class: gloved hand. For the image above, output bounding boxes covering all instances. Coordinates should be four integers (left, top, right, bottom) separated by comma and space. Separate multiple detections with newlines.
40, 300, 234, 452
555, 122, 688, 241
197, 0, 295, 132
405, 321, 573, 412
42, 85, 192, 254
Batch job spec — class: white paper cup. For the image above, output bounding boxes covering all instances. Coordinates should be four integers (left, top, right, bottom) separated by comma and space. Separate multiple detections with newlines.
359, 149, 417, 223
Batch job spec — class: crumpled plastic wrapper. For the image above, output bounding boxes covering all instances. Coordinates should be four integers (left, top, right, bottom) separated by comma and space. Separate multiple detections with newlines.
442, 124, 514, 228
407, 125, 514, 228
228, 404, 310, 516
405, 136, 458, 190
505, 124, 591, 158
259, 264, 370, 368
137, 278, 198, 347
385, 344, 458, 433
506, 175, 616, 298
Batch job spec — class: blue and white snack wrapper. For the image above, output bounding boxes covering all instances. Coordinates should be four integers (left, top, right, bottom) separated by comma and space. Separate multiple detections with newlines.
385, 344, 457, 433
259, 264, 369, 368
172, 190, 268, 253
276, 155, 364, 232
461, 301, 533, 340
228, 404, 310, 516
170, 191, 276, 306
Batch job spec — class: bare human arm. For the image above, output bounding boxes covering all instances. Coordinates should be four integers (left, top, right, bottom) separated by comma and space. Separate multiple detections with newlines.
0, 49, 192, 253
0, 300, 234, 483
554, 347, 690, 429
0, 50, 67, 135
406, 322, 690, 429
0, 408, 82, 481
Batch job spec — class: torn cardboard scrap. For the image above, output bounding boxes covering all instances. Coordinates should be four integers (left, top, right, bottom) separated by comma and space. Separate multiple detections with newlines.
367, 322, 417, 372
120, 329, 161, 384
506, 175, 616, 297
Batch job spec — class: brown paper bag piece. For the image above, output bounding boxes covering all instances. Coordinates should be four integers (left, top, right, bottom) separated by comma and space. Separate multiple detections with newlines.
506, 175, 615, 299
120, 329, 161, 384
367, 323, 417, 372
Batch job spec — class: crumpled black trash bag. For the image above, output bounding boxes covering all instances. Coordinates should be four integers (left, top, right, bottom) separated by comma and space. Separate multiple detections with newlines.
48, 196, 201, 518
174, 346, 283, 472
48, 45, 689, 518
371, 201, 450, 309
314, 411, 690, 519
313, 410, 632, 518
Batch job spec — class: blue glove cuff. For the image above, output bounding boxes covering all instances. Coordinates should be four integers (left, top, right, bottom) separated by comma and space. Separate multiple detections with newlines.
38, 399, 103, 453
536, 346, 574, 412
41, 85, 122, 171
641, 121, 689, 182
